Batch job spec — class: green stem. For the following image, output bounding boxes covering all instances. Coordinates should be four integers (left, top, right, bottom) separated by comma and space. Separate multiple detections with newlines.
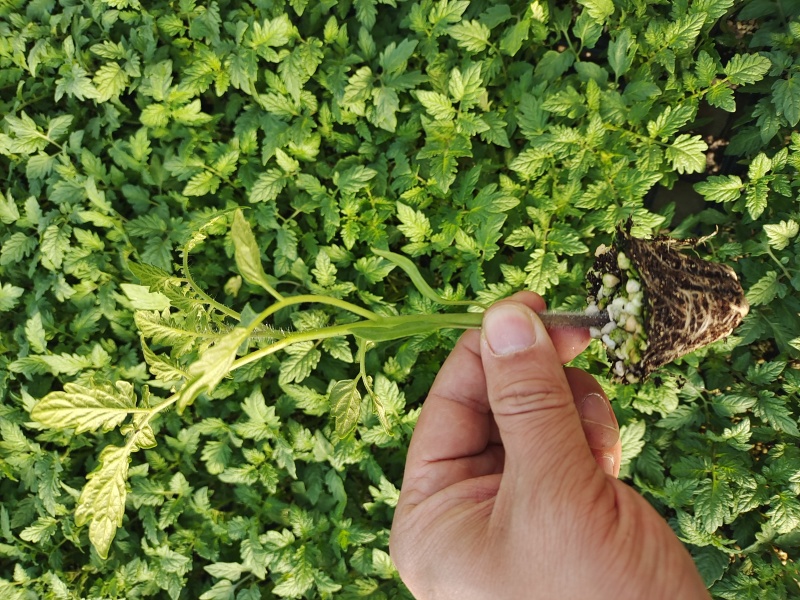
231, 312, 484, 372
182, 249, 241, 321
766, 246, 792, 281
251, 294, 381, 326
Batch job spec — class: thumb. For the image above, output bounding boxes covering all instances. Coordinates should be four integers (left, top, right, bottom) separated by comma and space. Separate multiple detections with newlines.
480, 301, 597, 484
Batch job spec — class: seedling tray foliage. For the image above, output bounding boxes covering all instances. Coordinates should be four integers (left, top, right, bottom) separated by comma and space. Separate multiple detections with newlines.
2, 0, 800, 597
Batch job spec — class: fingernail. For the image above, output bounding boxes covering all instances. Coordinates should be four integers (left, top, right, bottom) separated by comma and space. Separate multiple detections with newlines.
600, 453, 615, 476
483, 303, 538, 356
579, 393, 619, 449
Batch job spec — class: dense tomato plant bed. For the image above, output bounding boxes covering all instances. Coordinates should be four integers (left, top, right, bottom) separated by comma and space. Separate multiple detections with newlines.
2, 0, 800, 597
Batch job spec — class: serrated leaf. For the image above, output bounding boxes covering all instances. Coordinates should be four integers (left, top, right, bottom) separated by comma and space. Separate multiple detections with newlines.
448, 20, 491, 52
141, 337, 187, 383
25, 312, 47, 353
416, 90, 456, 121
396, 202, 432, 243
524, 249, 560, 294
754, 392, 799, 436
31, 382, 137, 434
449, 64, 484, 106
1, 232, 36, 266
41, 223, 72, 271
379, 39, 418, 74
47, 115, 73, 141
335, 165, 376, 195
499, 19, 529, 56
746, 271, 783, 306
0, 192, 20, 224
93, 62, 128, 101
694, 175, 743, 203
706, 85, 735, 112
183, 171, 220, 197
767, 492, 800, 534
509, 147, 548, 180
619, 420, 646, 467
547, 228, 589, 256
695, 50, 718, 86
665, 134, 707, 175
772, 74, 800, 127
744, 181, 769, 221
248, 14, 293, 52
74, 444, 133, 558
748, 153, 772, 180
647, 105, 696, 139
0, 282, 24, 312
695, 479, 732, 533
140, 103, 170, 128
724, 53, 771, 85
204, 562, 246, 582
279, 341, 321, 384
250, 169, 287, 203
763, 220, 799, 251
20, 516, 58, 545
371, 85, 400, 132
322, 336, 354, 363
577, 0, 614, 22
663, 13, 706, 52
330, 379, 361, 437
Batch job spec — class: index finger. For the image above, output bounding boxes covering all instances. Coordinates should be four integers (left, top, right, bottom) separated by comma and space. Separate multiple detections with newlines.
398, 292, 591, 508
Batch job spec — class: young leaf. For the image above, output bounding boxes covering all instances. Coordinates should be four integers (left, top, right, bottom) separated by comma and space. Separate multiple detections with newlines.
723, 53, 771, 85
608, 29, 635, 78
694, 175, 744, 203
577, 0, 614, 23
177, 327, 251, 412
694, 479, 733, 532
396, 202, 432, 243
763, 220, 799, 251
371, 247, 483, 308
120, 284, 171, 311
772, 74, 800, 127
232, 209, 282, 298
415, 91, 456, 121
0, 191, 20, 224
448, 20, 491, 52
330, 379, 361, 437
647, 105, 696, 139
746, 271, 783, 306
31, 382, 138, 434
278, 341, 322, 384
0, 282, 24, 312
249, 169, 287, 203
665, 134, 707, 174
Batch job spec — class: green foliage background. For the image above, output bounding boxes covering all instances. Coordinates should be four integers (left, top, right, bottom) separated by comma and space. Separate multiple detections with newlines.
2, 0, 800, 597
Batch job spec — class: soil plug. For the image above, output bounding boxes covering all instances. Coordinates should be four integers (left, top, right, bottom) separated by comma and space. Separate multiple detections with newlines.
585, 224, 749, 383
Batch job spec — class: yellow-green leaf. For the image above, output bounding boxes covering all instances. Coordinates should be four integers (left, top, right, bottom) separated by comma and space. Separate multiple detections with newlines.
31, 382, 137, 434
231, 209, 278, 296
177, 326, 251, 412
74, 444, 132, 559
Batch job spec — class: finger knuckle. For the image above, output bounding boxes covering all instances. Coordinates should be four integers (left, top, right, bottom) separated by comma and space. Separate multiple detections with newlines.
491, 375, 571, 416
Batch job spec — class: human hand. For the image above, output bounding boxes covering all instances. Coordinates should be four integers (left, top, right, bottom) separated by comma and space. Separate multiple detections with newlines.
390, 292, 709, 599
